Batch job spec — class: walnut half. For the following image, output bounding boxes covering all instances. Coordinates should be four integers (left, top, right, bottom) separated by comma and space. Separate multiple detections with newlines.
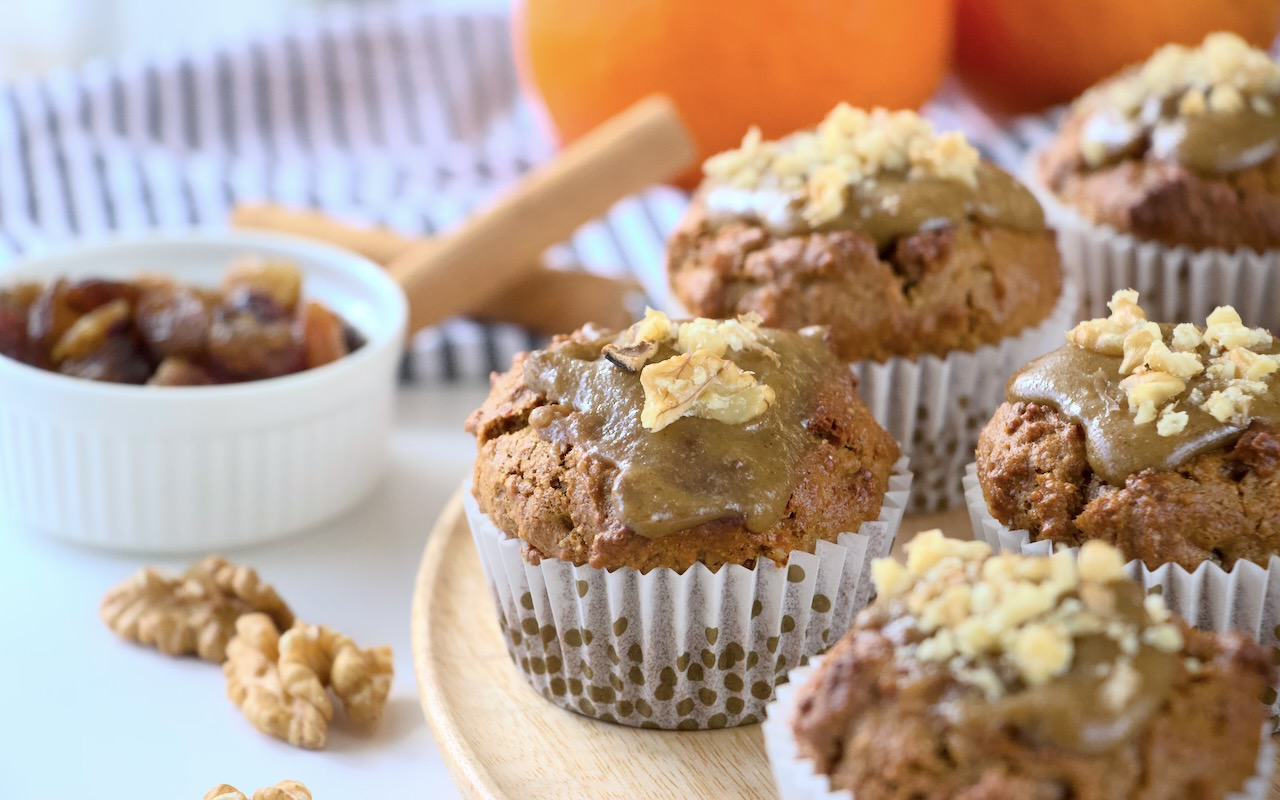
100, 556, 294, 663
223, 613, 394, 750
639, 351, 775, 432
205, 781, 311, 800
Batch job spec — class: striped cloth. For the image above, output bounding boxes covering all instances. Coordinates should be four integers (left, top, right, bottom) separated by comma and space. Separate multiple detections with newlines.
0, 4, 1055, 384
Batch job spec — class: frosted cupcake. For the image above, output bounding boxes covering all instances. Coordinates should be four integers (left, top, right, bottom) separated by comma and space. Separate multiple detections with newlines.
1035, 32, 1280, 324
965, 290, 1280, 719
765, 532, 1275, 800
666, 105, 1073, 510
463, 310, 910, 729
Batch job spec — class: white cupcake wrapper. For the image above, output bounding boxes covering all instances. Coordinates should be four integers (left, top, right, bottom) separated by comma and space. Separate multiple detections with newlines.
1023, 152, 1280, 326
963, 463, 1280, 721
462, 459, 911, 730
765, 656, 1275, 800
852, 282, 1077, 513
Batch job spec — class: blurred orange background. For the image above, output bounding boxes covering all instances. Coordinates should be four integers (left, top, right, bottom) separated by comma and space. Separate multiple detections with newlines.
514, 0, 1280, 180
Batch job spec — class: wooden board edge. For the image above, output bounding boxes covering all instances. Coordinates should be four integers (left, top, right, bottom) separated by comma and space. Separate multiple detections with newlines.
410, 488, 502, 800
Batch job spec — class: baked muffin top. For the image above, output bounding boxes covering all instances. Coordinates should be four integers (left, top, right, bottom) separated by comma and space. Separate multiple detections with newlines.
1009, 289, 1280, 485
666, 107, 1062, 363
700, 104, 1045, 244
465, 310, 899, 572
1069, 33, 1280, 177
791, 532, 1273, 799
1038, 33, 1280, 250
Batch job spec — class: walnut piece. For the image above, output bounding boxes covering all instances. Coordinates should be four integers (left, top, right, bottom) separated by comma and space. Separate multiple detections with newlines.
204, 781, 311, 800
602, 340, 658, 373
100, 556, 294, 663
222, 257, 302, 313
639, 351, 775, 432
223, 613, 393, 749
674, 311, 777, 363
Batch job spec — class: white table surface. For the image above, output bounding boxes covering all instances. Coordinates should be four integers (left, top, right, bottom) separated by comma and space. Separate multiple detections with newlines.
0, 384, 492, 799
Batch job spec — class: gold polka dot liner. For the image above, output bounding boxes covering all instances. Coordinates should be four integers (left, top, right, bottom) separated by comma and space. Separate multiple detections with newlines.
462, 460, 910, 730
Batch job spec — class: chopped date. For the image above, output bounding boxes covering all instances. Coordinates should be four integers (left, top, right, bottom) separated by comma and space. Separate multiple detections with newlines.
51, 299, 133, 362
222, 257, 302, 313
207, 307, 304, 380
300, 301, 349, 369
27, 279, 80, 348
135, 287, 211, 360
63, 278, 140, 313
148, 357, 217, 387
59, 337, 153, 385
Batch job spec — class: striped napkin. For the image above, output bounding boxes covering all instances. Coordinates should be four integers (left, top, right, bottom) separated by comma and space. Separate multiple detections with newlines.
0, 4, 1055, 384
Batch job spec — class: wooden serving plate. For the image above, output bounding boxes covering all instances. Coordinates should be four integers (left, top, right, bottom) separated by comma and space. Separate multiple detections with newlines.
412, 488, 966, 799
413, 489, 1280, 798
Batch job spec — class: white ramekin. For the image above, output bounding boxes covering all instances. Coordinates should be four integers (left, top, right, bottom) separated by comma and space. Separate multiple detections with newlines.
0, 230, 407, 552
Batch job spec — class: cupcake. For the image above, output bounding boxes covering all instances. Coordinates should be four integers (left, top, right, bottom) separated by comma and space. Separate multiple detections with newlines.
1034, 32, 1280, 324
463, 310, 910, 729
764, 531, 1275, 800
967, 290, 1280, 716
972, 289, 1280, 569
666, 105, 1072, 511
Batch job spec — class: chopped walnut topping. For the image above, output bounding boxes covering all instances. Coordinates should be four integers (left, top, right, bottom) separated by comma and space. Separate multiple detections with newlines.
702, 104, 979, 226
868, 532, 1183, 698
610, 310, 780, 432
1170, 323, 1203, 352
1157, 406, 1189, 436
1080, 32, 1280, 165
1066, 289, 1147, 356
639, 351, 775, 432
674, 311, 777, 363
1068, 290, 1278, 433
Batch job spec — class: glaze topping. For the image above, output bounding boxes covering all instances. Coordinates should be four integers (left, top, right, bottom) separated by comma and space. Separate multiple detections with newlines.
1008, 290, 1280, 485
701, 105, 1044, 245
525, 311, 846, 538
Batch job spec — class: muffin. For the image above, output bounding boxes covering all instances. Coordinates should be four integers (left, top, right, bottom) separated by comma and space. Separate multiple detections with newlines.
1034, 32, 1280, 323
967, 290, 1280, 720
666, 105, 1072, 511
463, 310, 910, 728
973, 289, 1280, 571
764, 531, 1275, 800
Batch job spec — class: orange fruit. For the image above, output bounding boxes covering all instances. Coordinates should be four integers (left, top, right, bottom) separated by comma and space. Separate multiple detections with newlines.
955, 0, 1280, 114
513, 0, 953, 186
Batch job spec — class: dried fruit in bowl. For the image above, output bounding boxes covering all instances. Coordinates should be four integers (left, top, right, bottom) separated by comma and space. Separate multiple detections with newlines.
0, 256, 362, 386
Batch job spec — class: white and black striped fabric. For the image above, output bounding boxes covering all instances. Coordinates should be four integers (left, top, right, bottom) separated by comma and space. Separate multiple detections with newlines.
0, 4, 1053, 384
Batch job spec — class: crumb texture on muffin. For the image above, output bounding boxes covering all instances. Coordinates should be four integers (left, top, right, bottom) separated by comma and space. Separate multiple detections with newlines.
1039, 32, 1280, 251
791, 533, 1274, 800
669, 106, 1061, 362
465, 311, 899, 573
977, 291, 1280, 568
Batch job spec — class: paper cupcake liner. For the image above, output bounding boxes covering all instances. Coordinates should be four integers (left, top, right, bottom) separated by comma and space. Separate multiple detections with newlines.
764, 656, 1274, 800
963, 463, 1280, 721
851, 282, 1076, 513
463, 459, 911, 730
1023, 154, 1280, 327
